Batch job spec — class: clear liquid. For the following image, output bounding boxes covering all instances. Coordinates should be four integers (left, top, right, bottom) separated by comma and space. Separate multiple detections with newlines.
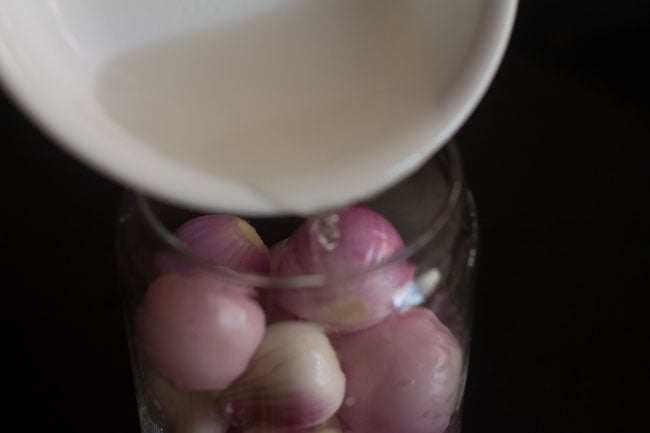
95, 0, 438, 205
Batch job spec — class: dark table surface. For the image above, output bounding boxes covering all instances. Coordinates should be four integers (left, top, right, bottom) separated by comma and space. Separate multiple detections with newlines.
2, 2, 648, 432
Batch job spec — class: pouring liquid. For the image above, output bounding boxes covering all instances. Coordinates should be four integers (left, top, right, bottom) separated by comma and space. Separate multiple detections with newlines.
95, 0, 439, 210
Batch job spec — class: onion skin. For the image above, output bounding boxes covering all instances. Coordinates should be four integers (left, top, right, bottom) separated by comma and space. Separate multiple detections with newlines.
334, 308, 463, 433
156, 215, 270, 275
136, 273, 265, 391
225, 322, 346, 430
273, 206, 415, 332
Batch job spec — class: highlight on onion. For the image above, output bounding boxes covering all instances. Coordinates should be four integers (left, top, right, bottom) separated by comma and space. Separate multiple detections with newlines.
333, 308, 463, 433
223, 322, 346, 430
272, 206, 415, 331
156, 215, 270, 275
135, 273, 265, 391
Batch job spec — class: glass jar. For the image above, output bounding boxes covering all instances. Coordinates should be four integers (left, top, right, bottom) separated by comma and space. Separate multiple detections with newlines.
117, 142, 478, 433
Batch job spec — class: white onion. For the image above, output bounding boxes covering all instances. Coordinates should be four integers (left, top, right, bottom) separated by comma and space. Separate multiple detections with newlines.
224, 322, 346, 429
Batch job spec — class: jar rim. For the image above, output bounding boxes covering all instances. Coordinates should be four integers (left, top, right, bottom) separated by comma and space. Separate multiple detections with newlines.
135, 142, 465, 289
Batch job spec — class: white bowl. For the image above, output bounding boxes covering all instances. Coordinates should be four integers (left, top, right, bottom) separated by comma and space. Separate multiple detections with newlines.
0, 0, 517, 215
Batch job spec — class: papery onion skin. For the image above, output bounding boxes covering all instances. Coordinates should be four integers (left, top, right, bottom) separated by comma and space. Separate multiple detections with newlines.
334, 308, 463, 433
136, 273, 265, 391
156, 215, 270, 275
274, 206, 415, 332
225, 322, 346, 429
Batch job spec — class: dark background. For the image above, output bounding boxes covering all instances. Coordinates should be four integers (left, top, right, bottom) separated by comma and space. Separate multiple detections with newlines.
2, 1, 648, 432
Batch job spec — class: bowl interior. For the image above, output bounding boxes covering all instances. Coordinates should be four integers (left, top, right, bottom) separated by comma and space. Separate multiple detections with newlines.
0, 0, 516, 215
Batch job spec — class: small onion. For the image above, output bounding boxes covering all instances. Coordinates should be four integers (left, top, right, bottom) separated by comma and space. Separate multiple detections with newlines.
334, 308, 463, 433
136, 273, 265, 390
145, 368, 226, 433
224, 322, 346, 429
274, 206, 415, 331
156, 215, 270, 275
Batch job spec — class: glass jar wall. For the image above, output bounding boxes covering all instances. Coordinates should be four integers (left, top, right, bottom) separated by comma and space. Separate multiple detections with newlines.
116, 142, 478, 433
